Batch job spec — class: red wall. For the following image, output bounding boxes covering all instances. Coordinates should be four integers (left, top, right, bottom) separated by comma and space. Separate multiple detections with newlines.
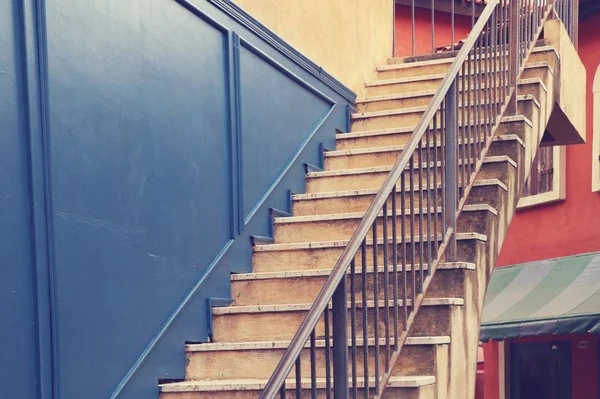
496, 12, 600, 267
483, 13, 600, 398
395, 5, 473, 57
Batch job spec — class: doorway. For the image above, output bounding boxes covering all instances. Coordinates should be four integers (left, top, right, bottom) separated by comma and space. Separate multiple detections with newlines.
511, 341, 572, 399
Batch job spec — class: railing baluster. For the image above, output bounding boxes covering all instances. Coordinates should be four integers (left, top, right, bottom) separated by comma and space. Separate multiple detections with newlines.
432, 0, 435, 53
484, 20, 490, 138
474, 36, 482, 156
508, 0, 519, 114
391, 186, 399, 349
400, 173, 408, 329
382, 202, 391, 370
460, 62, 467, 195
466, 52, 474, 175
412, 0, 416, 56
372, 221, 380, 395
418, 143, 425, 292
280, 383, 287, 399
451, 0, 455, 51
432, 116, 439, 256
324, 309, 331, 399
361, 240, 369, 399
295, 357, 302, 398
409, 154, 416, 302
310, 330, 317, 399
350, 259, 358, 399
425, 128, 433, 268
444, 81, 458, 261
332, 275, 348, 398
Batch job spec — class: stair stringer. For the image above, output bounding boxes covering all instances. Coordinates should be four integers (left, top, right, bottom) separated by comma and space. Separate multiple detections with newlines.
397, 50, 559, 399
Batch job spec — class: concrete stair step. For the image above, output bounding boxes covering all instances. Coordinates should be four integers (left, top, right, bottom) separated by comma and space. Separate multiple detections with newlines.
335, 113, 532, 150
231, 262, 475, 306
211, 298, 464, 343
160, 376, 436, 398
252, 232, 487, 273
360, 62, 549, 112
307, 146, 520, 193
272, 204, 497, 244
184, 336, 449, 380
292, 178, 507, 216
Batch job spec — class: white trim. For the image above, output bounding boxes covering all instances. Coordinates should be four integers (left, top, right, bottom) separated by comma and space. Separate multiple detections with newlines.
592, 66, 600, 193
517, 145, 566, 209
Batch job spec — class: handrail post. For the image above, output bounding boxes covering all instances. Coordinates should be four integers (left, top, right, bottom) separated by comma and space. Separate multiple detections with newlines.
507, 0, 520, 115
444, 81, 458, 261
332, 276, 348, 397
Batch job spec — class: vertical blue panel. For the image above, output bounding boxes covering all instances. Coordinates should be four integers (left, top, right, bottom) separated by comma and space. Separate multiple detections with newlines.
44, 1, 230, 397
239, 43, 333, 222
0, 1, 39, 398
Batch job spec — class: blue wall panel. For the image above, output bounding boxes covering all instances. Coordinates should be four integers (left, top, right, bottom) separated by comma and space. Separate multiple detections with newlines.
0, 0, 355, 398
0, 2, 39, 399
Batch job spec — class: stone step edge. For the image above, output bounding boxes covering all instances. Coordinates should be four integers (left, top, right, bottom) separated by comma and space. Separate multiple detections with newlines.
356, 75, 546, 105
273, 204, 497, 225
186, 336, 451, 353
352, 93, 536, 121
383, 43, 558, 67
365, 60, 550, 88
254, 231, 488, 252
327, 131, 524, 157
231, 262, 476, 282
160, 375, 436, 392
292, 179, 507, 201
336, 114, 533, 141
212, 298, 465, 316
308, 150, 520, 179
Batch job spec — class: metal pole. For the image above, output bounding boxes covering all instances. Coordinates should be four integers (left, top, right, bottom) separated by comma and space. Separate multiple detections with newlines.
332, 276, 349, 398
444, 81, 458, 261
507, 0, 520, 115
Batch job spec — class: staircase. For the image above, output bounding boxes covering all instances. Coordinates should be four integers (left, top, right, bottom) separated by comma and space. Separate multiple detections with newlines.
160, 1, 566, 397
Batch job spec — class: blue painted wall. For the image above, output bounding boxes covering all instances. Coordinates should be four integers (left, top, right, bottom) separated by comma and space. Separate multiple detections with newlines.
0, 1, 355, 398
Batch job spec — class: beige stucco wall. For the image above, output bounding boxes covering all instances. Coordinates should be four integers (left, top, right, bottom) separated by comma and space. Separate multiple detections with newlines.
234, 0, 393, 97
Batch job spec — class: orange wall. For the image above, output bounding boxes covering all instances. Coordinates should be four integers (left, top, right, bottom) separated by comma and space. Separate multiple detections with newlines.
496, 12, 600, 267
395, 5, 472, 57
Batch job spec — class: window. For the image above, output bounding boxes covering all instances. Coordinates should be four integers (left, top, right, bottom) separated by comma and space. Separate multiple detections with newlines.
593, 65, 600, 193
518, 145, 566, 209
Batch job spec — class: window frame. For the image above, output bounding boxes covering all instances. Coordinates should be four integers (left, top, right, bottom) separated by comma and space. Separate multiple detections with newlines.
517, 145, 566, 209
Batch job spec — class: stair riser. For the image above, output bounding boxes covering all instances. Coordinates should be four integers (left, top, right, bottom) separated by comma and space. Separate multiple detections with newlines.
351, 110, 428, 132
252, 238, 484, 273
212, 305, 455, 343
185, 343, 437, 380
356, 95, 433, 113
528, 49, 559, 71
274, 213, 444, 244
375, 62, 452, 80
231, 269, 467, 306
326, 142, 483, 170
294, 183, 501, 216
335, 120, 523, 151
307, 166, 455, 193
365, 79, 442, 97
160, 386, 433, 399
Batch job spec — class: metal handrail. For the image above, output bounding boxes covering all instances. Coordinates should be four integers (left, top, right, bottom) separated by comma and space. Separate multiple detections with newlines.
260, 0, 562, 396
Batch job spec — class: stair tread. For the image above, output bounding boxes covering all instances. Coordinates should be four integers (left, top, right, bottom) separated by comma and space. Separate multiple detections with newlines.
212, 298, 465, 315
336, 114, 532, 140
365, 61, 549, 88
185, 336, 451, 352
384, 43, 556, 66
307, 152, 518, 178
273, 204, 497, 224
160, 375, 436, 391
352, 92, 540, 120
231, 262, 476, 281
292, 179, 507, 200
254, 232, 488, 252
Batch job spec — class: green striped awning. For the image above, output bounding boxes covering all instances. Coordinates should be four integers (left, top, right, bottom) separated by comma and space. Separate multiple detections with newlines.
480, 252, 600, 341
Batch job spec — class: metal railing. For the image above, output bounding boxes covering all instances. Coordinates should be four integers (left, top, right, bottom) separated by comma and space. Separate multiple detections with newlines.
260, 0, 570, 397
